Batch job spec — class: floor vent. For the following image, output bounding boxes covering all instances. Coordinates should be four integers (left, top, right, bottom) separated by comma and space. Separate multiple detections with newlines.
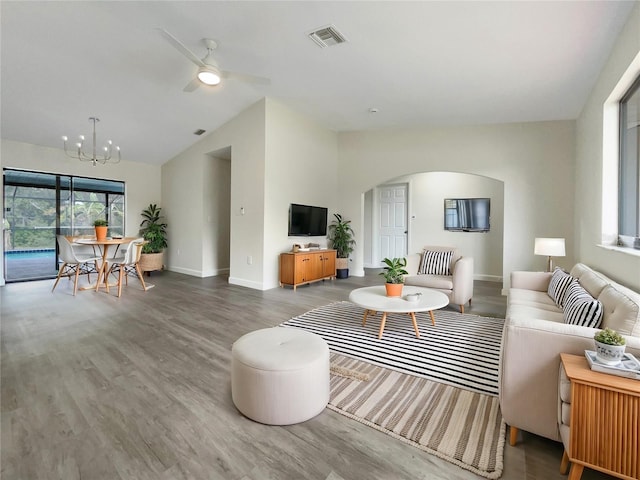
193, 129, 206, 136
308, 25, 347, 48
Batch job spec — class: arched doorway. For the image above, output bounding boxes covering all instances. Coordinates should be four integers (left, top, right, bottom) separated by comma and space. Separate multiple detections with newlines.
362, 171, 504, 282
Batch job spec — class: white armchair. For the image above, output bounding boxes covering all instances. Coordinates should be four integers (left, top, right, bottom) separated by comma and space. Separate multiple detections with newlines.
404, 246, 474, 313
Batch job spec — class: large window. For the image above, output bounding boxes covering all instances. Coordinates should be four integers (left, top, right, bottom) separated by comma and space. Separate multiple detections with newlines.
3, 169, 125, 282
619, 76, 640, 247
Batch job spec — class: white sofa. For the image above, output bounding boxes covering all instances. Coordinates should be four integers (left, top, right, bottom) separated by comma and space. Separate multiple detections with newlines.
499, 263, 640, 445
404, 246, 474, 313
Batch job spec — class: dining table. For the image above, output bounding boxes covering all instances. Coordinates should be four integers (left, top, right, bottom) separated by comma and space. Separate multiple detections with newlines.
73, 236, 137, 292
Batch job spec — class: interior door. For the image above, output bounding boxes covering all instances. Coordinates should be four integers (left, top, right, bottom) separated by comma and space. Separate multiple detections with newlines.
377, 184, 408, 264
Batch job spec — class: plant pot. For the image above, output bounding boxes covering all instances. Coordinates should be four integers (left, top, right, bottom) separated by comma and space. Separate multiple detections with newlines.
594, 340, 626, 365
94, 226, 108, 241
139, 252, 164, 273
335, 257, 349, 279
336, 269, 349, 279
385, 283, 403, 297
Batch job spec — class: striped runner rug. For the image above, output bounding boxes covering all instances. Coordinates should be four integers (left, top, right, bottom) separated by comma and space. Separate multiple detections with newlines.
281, 301, 505, 396
328, 353, 505, 479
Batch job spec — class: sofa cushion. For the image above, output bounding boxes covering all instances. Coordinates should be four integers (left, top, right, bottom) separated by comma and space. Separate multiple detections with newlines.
507, 302, 564, 323
547, 268, 573, 307
563, 281, 603, 328
509, 288, 561, 313
419, 250, 452, 275
569, 263, 609, 299
405, 274, 453, 290
599, 285, 640, 336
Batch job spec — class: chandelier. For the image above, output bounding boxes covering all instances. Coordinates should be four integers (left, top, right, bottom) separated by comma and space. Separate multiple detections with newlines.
62, 117, 121, 166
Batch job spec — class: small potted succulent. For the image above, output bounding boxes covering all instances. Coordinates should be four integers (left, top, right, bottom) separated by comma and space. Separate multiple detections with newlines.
594, 327, 626, 365
379, 257, 408, 297
93, 219, 108, 241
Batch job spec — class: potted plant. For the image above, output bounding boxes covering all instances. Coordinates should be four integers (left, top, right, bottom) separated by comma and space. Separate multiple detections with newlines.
328, 213, 355, 278
379, 257, 408, 297
93, 219, 108, 241
138, 203, 167, 273
594, 327, 626, 365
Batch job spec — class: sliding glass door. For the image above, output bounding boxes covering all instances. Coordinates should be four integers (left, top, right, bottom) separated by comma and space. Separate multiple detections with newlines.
3, 169, 125, 282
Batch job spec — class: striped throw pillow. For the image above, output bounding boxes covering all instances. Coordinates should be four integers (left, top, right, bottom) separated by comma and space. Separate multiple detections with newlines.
548, 267, 573, 306
418, 250, 453, 276
563, 280, 603, 328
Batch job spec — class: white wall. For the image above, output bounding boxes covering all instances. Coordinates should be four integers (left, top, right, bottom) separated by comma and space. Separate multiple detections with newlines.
338, 121, 576, 290
0, 139, 161, 285
161, 98, 338, 290
575, 3, 640, 292
263, 98, 338, 289
364, 172, 504, 280
162, 99, 266, 286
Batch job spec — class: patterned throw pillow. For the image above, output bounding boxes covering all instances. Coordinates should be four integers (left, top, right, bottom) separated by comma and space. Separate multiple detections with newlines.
418, 250, 453, 276
548, 267, 574, 306
563, 280, 603, 328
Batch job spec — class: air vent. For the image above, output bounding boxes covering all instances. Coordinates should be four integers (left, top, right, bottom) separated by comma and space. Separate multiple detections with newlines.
308, 25, 347, 48
193, 129, 206, 136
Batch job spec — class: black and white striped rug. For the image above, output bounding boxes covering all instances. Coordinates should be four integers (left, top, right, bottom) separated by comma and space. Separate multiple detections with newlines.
280, 301, 505, 396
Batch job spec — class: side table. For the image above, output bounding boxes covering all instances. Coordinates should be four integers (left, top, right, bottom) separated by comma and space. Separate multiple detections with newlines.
559, 353, 640, 480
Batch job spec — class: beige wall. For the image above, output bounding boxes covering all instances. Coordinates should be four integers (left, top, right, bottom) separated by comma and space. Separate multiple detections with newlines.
0, 139, 161, 285
338, 121, 576, 289
575, 3, 640, 291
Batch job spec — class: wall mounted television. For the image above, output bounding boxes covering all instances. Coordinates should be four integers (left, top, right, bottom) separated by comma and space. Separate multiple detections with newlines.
288, 203, 328, 236
444, 198, 490, 232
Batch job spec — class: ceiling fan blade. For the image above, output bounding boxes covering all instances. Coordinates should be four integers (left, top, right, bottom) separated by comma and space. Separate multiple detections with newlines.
222, 70, 271, 85
183, 78, 201, 92
157, 28, 205, 67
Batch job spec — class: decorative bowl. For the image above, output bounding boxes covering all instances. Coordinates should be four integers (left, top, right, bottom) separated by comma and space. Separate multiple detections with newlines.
405, 293, 422, 303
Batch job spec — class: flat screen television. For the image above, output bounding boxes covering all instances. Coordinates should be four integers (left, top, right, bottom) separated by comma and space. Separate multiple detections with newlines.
444, 198, 490, 232
288, 203, 328, 236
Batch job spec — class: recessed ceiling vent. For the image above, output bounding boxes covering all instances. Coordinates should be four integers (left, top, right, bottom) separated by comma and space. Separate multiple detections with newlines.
193, 129, 206, 136
308, 25, 347, 48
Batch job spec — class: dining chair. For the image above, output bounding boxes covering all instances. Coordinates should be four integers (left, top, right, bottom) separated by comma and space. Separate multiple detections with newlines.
105, 237, 148, 297
52, 235, 102, 296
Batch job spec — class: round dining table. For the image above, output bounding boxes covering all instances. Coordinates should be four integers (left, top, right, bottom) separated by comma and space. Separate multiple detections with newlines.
73, 236, 137, 291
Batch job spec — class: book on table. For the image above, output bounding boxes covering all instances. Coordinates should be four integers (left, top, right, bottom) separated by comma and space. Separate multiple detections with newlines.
584, 350, 640, 380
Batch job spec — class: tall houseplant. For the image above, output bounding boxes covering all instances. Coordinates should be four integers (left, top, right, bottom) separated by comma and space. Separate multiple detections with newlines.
328, 213, 355, 279
138, 204, 167, 273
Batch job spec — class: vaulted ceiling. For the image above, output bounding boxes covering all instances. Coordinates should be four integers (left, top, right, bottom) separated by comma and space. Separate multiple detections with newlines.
1, 1, 635, 165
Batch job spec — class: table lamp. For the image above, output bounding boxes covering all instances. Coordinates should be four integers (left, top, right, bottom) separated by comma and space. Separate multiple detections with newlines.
534, 237, 566, 272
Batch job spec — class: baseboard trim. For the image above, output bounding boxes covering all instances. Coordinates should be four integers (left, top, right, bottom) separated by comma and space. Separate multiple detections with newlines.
229, 276, 268, 290
475, 274, 503, 282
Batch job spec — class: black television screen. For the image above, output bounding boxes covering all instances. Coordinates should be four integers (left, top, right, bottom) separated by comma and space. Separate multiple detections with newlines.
288, 204, 328, 236
444, 198, 490, 232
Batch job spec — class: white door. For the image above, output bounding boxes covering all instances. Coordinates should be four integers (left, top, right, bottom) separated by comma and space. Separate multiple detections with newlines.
378, 184, 407, 264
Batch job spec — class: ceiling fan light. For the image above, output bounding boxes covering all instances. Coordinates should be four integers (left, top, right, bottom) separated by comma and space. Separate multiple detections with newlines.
197, 67, 221, 86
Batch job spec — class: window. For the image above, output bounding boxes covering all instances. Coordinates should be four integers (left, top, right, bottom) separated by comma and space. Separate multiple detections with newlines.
619, 75, 640, 247
3, 169, 125, 281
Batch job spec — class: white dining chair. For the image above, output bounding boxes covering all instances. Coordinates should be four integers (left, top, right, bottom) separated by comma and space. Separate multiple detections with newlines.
52, 235, 102, 296
105, 237, 148, 297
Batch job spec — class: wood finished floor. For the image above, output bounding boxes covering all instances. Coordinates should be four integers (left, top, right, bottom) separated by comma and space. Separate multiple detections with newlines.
1, 272, 617, 480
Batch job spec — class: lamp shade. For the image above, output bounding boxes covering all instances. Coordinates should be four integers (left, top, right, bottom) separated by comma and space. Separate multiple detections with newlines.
534, 238, 566, 257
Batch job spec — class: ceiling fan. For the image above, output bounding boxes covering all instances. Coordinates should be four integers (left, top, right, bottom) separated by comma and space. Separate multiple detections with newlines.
158, 28, 270, 92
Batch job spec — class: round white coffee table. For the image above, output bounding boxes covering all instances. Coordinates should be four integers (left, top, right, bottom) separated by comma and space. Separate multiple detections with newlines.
349, 286, 449, 339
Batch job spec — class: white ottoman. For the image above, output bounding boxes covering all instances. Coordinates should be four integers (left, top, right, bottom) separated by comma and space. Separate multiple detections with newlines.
231, 327, 330, 425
